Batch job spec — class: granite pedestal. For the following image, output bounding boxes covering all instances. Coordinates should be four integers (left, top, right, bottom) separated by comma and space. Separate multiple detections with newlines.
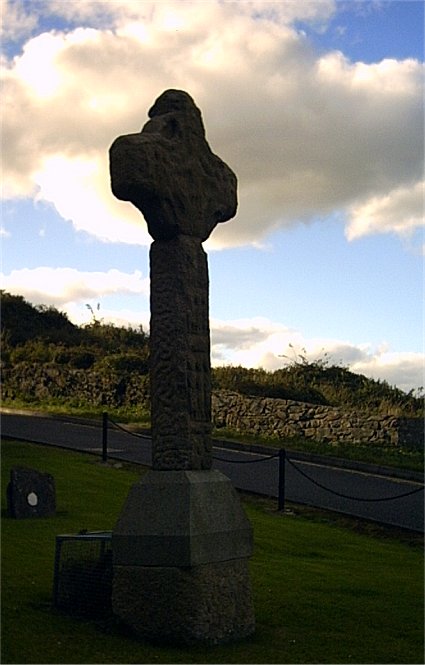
112, 470, 255, 644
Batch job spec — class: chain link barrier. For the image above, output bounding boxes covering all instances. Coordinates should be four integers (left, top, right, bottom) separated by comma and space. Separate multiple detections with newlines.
285, 455, 424, 503
102, 414, 424, 509
212, 452, 279, 464
107, 416, 150, 439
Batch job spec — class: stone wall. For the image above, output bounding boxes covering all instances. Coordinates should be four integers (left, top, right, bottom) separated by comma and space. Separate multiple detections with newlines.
1, 363, 149, 408
211, 390, 423, 451
2, 365, 423, 450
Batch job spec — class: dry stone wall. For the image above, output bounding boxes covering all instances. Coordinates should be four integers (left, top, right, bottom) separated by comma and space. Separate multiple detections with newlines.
1, 364, 149, 408
212, 390, 423, 450
2, 365, 422, 450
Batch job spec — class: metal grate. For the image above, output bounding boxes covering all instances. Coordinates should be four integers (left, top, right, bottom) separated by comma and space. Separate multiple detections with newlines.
53, 531, 113, 617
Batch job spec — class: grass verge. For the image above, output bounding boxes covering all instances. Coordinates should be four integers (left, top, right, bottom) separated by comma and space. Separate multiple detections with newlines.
2, 398, 423, 472
1, 439, 424, 664
0, 398, 150, 426
212, 427, 424, 472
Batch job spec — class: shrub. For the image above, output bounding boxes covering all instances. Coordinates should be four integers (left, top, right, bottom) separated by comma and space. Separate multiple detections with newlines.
68, 350, 96, 369
95, 352, 149, 374
10, 340, 54, 365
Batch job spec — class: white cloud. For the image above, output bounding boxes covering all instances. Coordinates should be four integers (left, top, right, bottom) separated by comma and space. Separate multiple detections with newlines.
351, 352, 425, 395
0, 226, 11, 238
33, 154, 149, 244
2, 1, 423, 248
0, 0, 38, 44
211, 317, 363, 371
346, 180, 424, 241
210, 316, 424, 392
64, 302, 150, 330
1, 267, 149, 306
9, 1, 336, 33
211, 317, 299, 366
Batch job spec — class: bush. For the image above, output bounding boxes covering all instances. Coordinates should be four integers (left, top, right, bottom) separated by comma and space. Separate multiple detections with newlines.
95, 352, 149, 374
67, 350, 96, 369
10, 340, 55, 365
1, 292, 79, 345
211, 360, 423, 417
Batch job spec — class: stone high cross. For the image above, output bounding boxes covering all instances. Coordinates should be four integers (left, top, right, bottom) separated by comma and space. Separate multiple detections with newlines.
110, 89, 237, 470
110, 90, 254, 646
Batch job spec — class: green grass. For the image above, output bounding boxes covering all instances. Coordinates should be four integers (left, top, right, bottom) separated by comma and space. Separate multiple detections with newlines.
1, 439, 424, 664
1, 397, 150, 426
213, 427, 424, 472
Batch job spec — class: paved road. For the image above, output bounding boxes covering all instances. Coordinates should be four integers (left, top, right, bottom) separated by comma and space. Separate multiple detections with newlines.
1, 411, 423, 532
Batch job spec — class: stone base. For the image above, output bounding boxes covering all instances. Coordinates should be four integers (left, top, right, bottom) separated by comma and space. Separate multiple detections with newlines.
112, 469, 255, 644
113, 558, 255, 646
113, 469, 253, 567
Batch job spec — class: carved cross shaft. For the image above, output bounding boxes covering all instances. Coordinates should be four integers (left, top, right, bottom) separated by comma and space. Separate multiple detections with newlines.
110, 90, 237, 470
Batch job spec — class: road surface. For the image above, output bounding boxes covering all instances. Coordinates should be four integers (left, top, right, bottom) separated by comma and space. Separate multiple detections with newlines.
1, 411, 423, 531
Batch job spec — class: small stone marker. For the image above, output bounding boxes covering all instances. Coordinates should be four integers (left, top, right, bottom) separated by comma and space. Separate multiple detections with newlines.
110, 90, 255, 645
7, 467, 56, 518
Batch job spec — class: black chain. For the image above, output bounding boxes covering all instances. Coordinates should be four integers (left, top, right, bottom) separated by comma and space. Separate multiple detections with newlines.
286, 456, 424, 502
107, 417, 149, 439
213, 452, 279, 464
104, 417, 424, 504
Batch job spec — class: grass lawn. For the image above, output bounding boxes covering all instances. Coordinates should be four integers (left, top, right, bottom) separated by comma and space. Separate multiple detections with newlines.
1, 439, 423, 664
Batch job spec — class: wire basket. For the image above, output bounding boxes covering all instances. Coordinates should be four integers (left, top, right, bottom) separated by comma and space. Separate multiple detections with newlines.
53, 531, 113, 617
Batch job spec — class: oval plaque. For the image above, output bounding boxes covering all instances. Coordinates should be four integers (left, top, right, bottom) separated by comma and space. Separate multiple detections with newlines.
27, 492, 39, 507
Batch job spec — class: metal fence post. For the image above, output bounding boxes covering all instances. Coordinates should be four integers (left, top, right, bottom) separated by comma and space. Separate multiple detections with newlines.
102, 412, 108, 462
278, 448, 286, 511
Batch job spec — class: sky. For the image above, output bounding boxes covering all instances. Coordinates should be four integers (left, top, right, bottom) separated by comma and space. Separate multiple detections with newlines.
1, 0, 424, 393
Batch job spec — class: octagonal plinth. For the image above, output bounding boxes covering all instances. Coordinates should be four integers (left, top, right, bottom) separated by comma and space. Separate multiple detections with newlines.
113, 469, 253, 567
112, 469, 255, 644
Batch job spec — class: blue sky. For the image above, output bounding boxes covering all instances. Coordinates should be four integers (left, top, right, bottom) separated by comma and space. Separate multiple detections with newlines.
1, 0, 423, 391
